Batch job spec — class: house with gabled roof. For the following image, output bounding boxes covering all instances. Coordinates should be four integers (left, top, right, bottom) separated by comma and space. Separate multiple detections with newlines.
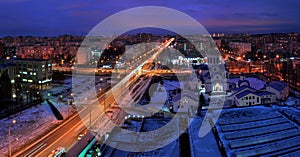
231, 85, 256, 97
234, 90, 276, 107
262, 81, 289, 101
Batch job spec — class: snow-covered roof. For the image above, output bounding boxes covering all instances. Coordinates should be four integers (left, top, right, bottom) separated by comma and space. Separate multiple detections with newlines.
232, 85, 256, 93
255, 91, 275, 96
236, 90, 256, 99
268, 81, 288, 91
238, 79, 250, 87
215, 106, 300, 157
235, 90, 275, 99
228, 77, 266, 90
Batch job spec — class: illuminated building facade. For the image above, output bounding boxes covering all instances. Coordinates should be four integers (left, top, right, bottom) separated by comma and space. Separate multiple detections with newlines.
9, 58, 52, 88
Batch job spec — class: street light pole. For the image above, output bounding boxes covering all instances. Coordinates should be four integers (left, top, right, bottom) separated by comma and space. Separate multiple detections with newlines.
8, 119, 16, 157
26, 90, 29, 105
8, 124, 11, 157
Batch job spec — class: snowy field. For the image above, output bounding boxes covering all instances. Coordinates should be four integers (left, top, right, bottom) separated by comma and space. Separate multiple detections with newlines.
0, 100, 77, 157
0, 75, 98, 156
283, 96, 300, 106
0, 102, 57, 157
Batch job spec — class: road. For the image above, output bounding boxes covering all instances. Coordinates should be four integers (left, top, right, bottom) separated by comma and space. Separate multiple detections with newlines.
14, 38, 174, 157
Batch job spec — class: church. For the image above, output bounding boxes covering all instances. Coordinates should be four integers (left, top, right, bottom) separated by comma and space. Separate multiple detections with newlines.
197, 49, 229, 94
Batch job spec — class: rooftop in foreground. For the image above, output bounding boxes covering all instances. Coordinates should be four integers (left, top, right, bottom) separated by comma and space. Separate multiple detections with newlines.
214, 106, 300, 157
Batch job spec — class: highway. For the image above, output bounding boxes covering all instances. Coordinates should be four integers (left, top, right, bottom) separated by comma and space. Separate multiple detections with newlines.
14, 38, 174, 157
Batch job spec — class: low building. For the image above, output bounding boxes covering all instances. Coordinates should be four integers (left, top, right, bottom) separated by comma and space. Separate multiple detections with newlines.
235, 90, 261, 106
262, 81, 289, 101
234, 90, 276, 106
172, 92, 198, 114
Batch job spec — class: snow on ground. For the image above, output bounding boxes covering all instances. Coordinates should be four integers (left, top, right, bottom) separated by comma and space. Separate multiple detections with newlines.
0, 101, 58, 157
283, 96, 300, 106
163, 80, 186, 91
228, 77, 266, 90
189, 116, 222, 157
0, 75, 93, 156
143, 83, 168, 109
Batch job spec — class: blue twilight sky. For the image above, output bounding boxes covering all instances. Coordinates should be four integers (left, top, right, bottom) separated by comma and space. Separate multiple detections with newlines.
0, 0, 299, 36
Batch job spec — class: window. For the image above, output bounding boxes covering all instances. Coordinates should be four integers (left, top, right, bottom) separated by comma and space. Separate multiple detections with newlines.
257, 97, 259, 103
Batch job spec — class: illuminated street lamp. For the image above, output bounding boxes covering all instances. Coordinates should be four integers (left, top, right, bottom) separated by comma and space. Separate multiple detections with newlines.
263, 55, 267, 59
26, 90, 29, 105
8, 119, 16, 157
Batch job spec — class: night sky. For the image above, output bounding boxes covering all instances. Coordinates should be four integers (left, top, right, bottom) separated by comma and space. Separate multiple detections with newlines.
0, 0, 300, 36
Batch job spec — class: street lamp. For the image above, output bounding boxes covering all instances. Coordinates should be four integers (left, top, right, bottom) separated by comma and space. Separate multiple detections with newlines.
26, 90, 29, 105
8, 119, 16, 157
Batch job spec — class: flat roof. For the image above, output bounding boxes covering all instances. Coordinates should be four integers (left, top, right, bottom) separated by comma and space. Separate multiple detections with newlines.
215, 106, 300, 157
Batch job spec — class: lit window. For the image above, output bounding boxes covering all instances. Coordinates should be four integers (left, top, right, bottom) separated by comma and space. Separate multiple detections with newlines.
28, 80, 33, 83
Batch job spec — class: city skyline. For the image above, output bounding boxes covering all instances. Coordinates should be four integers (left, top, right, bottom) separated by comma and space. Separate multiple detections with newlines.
1, 1, 300, 157
0, 0, 300, 37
